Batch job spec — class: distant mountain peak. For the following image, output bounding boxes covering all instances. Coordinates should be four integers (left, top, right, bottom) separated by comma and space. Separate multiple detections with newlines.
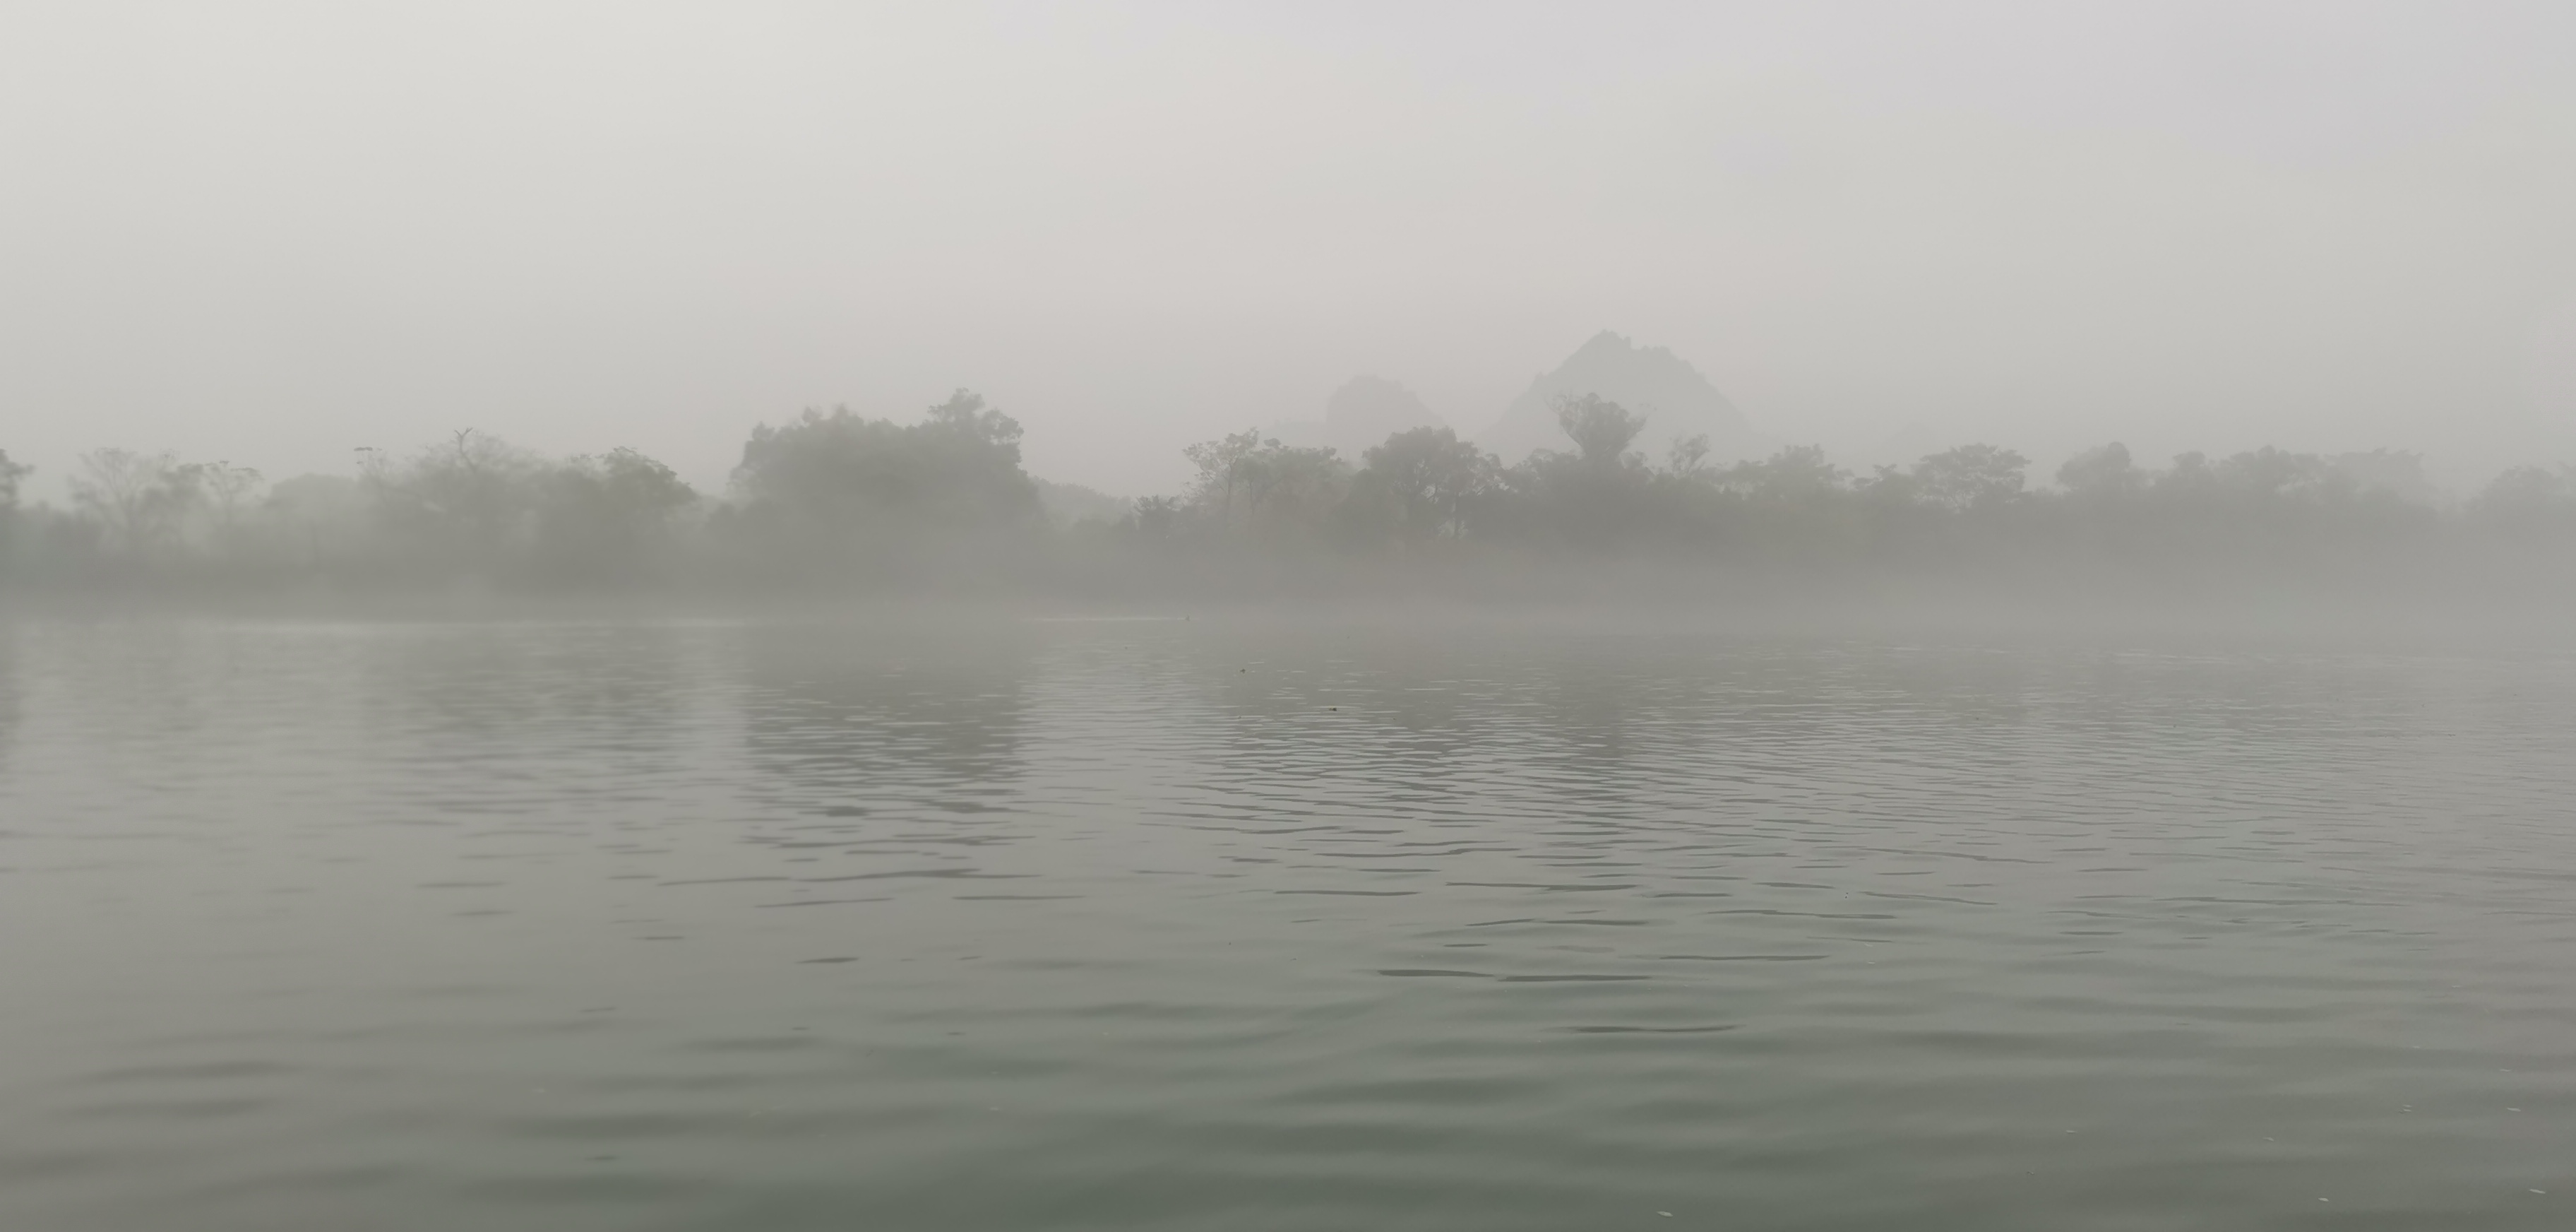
1573, 328, 1643, 356
1271, 374, 1447, 458
1476, 331, 1763, 463
1324, 375, 1441, 437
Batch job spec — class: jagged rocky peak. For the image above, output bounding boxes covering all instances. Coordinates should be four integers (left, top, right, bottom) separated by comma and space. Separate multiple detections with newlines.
1477, 331, 1763, 464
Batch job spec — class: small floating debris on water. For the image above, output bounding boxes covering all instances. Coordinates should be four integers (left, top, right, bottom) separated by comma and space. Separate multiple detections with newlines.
1656, 1214, 1672, 1218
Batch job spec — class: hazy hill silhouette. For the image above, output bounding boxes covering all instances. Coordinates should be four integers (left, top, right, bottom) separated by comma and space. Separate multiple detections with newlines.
1272, 375, 1448, 459
1477, 331, 1763, 464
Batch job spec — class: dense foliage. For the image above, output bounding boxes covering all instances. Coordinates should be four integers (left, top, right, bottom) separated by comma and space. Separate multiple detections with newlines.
4, 391, 2573, 601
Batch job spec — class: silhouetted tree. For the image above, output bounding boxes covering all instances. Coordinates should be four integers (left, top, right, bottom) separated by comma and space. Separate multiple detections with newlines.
1344, 426, 1497, 542
71, 449, 204, 557
10, 408, 2572, 600
2056, 442, 2142, 497
1487, 396, 1659, 548
264, 473, 369, 571
732, 391, 1037, 534
1664, 433, 1714, 480
2328, 449, 2437, 505
2210, 445, 2329, 500
1129, 494, 1186, 540
0, 449, 28, 570
198, 463, 266, 552
361, 430, 542, 570
1710, 446, 1864, 559
1722, 445, 1846, 500
0, 450, 26, 511
2470, 465, 2576, 541
1551, 393, 1650, 467
1181, 429, 1348, 535
534, 448, 698, 583
1181, 428, 1265, 526
1909, 444, 2029, 511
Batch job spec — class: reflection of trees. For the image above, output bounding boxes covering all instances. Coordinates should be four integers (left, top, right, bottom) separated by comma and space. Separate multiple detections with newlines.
1165, 629, 1712, 843
354, 624, 707, 824
1189, 630, 1489, 800
1159, 631, 2067, 850
371, 624, 696, 734
737, 624, 1034, 820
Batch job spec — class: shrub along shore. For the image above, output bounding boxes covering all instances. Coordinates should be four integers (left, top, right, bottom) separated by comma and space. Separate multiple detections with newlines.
5, 391, 2572, 609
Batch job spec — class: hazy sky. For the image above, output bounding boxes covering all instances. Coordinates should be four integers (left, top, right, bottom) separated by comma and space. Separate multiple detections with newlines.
6, 1, 2575, 498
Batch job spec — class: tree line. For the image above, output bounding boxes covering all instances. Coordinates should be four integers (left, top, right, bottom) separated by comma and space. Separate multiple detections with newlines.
5, 389, 2573, 599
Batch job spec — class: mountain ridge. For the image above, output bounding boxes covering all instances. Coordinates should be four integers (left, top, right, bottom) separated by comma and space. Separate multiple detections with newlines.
1475, 331, 1764, 464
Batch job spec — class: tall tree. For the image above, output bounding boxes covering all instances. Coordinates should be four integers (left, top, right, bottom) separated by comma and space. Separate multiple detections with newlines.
0, 449, 27, 521
2056, 443, 2141, 496
1354, 426, 1497, 540
731, 390, 1041, 536
362, 430, 542, 567
71, 449, 204, 555
1910, 444, 2029, 511
1551, 393, 1650, 467
534, 448, 698, 582
0, 449, 29, 567
1181, 430, 1348, 533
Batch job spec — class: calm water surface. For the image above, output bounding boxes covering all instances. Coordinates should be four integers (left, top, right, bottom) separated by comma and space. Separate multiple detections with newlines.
1, 616, 2572, 1231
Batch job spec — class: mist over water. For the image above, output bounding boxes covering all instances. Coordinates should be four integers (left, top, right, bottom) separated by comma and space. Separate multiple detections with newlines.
3, 616, 2571, 1230
6, 381, 2572, 612
8, 4, 2576, 1227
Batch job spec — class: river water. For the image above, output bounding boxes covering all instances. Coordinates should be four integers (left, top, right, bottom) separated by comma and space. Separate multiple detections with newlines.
1, 615, 2570, 1230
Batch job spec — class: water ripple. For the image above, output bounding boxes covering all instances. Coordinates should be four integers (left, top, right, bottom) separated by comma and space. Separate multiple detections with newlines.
1, 617, 2572, 1230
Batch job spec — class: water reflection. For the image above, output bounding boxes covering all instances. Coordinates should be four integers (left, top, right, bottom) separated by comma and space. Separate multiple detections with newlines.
0, 618, 2570, 1232
363, 622, 708, 757
737, 620, 1036, 821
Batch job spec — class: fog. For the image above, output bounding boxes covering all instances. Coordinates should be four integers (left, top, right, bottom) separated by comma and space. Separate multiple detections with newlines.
7, 1, 2576, 504
7, 384, 2572, 622
17, 13, 2576, 1224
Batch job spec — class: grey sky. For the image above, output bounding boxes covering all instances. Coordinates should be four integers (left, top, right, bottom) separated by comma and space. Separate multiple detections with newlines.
6, 1, 2574, 499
